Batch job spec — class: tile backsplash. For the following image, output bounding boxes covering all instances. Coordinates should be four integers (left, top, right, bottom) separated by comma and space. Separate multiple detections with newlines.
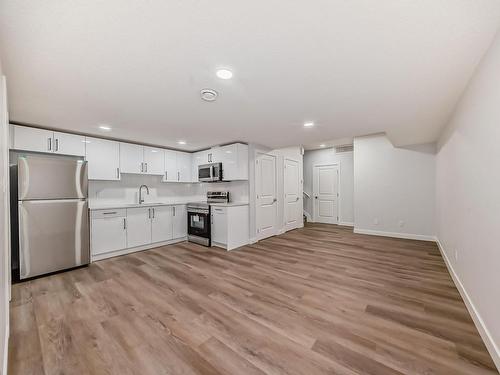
88, 173, 249, 205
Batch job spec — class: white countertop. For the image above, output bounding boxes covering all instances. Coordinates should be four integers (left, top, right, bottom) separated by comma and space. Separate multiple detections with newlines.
209, 202, 249, 207
89, 200, 248, 210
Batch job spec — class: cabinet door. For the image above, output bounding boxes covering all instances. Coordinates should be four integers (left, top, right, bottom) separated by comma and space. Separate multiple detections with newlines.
173, 205, 187, 239
208, 147, 221, 163
85, 137, 120, 180
177, 152, 191, 182
120, 142, 144, 174
91, 217, 127, 255
12, 125, 54, 153
53, 132, 86, 156
143, 147, 164, 175
151, 206, 173, 243
211, 207, 227, 245
126, 207, 152, 248
164, 150, 177, 182
220, 144, 238, 181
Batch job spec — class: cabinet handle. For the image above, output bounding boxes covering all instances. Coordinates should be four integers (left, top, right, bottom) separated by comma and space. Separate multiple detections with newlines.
211, 214, 213, 224
55, 138, 59, 152
48, 137, 52, 151
123, 218, 127, 229
145, 163, 148, 173
140, 163, 143, 172
103, 211, 117, 215
117, 168, 120, 178
152, 208, 155, 218
165, 171, 168, 180
177, 171, 180, 181
173, 206, 176, 216
148, 208, 151, 219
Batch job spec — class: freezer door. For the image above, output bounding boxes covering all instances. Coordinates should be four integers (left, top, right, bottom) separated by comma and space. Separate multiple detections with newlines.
19, 199, 90, 279
18, 155, 87, 200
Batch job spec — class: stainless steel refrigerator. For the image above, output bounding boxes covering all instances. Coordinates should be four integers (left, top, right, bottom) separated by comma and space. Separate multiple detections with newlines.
10, 154, 90, 280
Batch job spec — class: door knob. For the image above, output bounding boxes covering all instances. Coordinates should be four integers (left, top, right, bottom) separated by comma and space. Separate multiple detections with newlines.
315, 196, 318, 199
273, 198, 277, 202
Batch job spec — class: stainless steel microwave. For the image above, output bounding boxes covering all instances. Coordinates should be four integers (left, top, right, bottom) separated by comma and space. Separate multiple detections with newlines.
198, 162, 223, 182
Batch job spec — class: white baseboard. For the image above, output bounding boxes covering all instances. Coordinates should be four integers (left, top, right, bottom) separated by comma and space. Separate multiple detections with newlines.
353, 228, 435, 241
92, 237, 187, 262
339, 221, 354, 227
435, 238, 500, 371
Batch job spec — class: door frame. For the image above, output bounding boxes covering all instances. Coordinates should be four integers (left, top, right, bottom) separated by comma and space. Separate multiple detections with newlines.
283, 156, 303, 232
312, 162, 340, 224
255, 151, 279, 241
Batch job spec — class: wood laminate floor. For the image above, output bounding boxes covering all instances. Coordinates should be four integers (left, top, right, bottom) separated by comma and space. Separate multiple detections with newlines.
9, 223, 498, 374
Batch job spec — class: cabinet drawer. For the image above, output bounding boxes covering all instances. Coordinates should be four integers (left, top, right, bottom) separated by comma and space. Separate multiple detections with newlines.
211, 207, 227, 214
91, 208, 126, 219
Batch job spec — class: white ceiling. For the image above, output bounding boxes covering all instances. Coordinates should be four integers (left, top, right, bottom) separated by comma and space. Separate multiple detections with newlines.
1, 1, 499, 151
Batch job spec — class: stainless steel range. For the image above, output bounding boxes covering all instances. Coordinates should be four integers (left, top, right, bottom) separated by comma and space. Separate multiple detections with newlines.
187, 191, 229, 246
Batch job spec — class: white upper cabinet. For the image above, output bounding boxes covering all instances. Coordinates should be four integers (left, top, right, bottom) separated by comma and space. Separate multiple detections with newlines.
144, 146, 164, 175
163, 150, 191, 182
120, 143, 165, 175
53, 132, 86, 156
220, 143, 248, 181
120, 142, 143, 174
11, 125, 54, 153
11, 125, 85, 156
85, 137, 121, 180
177, 152, 192, 182
164, 150, 177, 182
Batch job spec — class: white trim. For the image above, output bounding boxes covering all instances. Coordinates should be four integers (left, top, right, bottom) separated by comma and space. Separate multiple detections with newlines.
339, 221, 354, 227
2, 321, 7, 375
91, 237, 186, 262
435, 238, 500, 371
303, 211, 312, 222
353, 228, 435, 241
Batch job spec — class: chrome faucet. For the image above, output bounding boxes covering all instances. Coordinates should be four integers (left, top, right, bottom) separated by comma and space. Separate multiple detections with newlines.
139, 184, 149, 204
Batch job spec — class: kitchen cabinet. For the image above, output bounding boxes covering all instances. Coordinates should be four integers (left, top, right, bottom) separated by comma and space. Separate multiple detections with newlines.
210, 204, 249, 250
126, 207, 152, 248
10, 125, 85, 156
91, 209, 127, 256
163, 151, 192, 182
144, 146, 164, 175
53, 131, 86, 156
151, 205, 173, 243
191, 143, 249, 182
120, 142, 165, 175
85, 137, 121, 180
173, 204, 187, 239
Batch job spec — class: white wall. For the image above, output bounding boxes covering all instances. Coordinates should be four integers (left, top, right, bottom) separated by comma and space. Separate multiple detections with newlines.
436, 29, 500, 369
303, 148, 354, 225
0, 63, 10, 374
89, 174, 249, 206
353, 134, 435, 240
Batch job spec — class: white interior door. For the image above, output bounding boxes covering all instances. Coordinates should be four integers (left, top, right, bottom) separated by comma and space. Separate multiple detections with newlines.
313, 165, 339, 224
256, 152, 277, 240
284, 158, 301, 231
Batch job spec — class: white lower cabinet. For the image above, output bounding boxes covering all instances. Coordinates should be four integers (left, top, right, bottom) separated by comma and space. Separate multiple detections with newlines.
90, 209, 127, 256
173, 205, 187, 238
126, 207, 152, 248
151, 205, 173, 243
210, 205, 249, 250
91, 204, 188, 260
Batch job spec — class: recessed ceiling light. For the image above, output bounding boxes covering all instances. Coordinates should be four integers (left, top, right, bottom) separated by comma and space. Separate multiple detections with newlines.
177, 140, 186, 145
303, 122, 314, 128
216, 69, 233, 80
99, 125, 111, 131
320, 144, 326, 148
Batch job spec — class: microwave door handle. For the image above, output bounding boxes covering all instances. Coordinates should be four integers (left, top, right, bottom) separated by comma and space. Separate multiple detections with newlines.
210, 165, 214, 180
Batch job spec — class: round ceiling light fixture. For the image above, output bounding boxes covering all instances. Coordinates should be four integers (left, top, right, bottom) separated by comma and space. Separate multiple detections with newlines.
200, 89, 218, 102
98, 125, 112, 131
320, 144, 326, 148
303, 122, 314, 128
177, 140, 186, 145
216, 69, 233, 79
